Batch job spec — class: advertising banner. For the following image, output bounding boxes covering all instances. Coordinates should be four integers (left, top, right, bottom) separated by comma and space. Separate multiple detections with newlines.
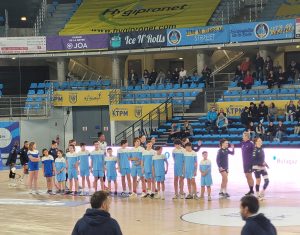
0, 37, 46, 54
167, 25, 229, 46
110, 104, 162, 121
59, 0, 220, 35
229, 19, 295, 42
109, 30, 167, 50
216, 100, 295, 117
46, 34, 108, 52
296, 18, 300, 38
53, 90, 120, 106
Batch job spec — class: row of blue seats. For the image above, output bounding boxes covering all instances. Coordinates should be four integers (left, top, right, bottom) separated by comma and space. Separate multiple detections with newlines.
224, 88, 300, 96
124, 91, 199, 99
219, 96, 296, 102
192, 140, 300, 145
26, 97, 49, 102
30, 80, 111, 89
28, 90, 46, 95
228, 79, 296, 88
24, 104, 43, 110
121, 99, 193, 105
124, 83, 204, 91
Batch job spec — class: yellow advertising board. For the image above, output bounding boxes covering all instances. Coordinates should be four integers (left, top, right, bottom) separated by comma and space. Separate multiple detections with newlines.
53, 90, 120, 106
60, 0, 220, 35
215, 100, 296, 117
110, 104, 168, 121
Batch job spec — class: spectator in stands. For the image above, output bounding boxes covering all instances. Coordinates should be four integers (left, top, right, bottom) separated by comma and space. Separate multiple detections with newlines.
143, 69, 150, 85
254, 52, 264, 83
273, 61, 281, 76
258, 101, 268, 122
296, 100, 300, 122
128, 69, 138, 86
218, 108, 227, 117
140, 135, 147, 149
179, 67, 187, 85
150, 137, 156, 149
294, 121, 300, 135
241, 70, 254, 90
268, 102, 278, 122
264, 56, 273, 77
274, 120, 286, 142
266, 70, 275, 89
168, 123, 181, 142
181, 120, 193, 138
166, 70, 172, 84
202, 65, 212, 88
287, 60, 299, 82
172, 68, 180, 84
255, 123, 265, 140
241, 107, 250, 127
206, 107, 218, 133
277, 68, 287, 88
241, 57, 251, 77
247, 121, 256, 140
265, 122, 276, 142
191, 71, 201, 83
215, 113, 228, 134
149, 69, 158, 85
155, 70, 166, 85
285, 100, 296, 122
233, 65, 243, 82
249, 102, 259, 123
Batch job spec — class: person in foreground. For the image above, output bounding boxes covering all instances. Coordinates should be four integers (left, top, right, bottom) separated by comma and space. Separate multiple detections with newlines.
72, 191, 123, 235
240, 195, 277, 235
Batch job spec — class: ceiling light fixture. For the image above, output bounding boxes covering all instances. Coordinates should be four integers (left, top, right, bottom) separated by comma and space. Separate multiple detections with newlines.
21, 16, 27, 21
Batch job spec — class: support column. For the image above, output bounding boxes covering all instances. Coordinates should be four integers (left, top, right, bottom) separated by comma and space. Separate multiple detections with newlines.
196, 50, 207, 74
112, 55, 126, 87
57, 58, 68, 82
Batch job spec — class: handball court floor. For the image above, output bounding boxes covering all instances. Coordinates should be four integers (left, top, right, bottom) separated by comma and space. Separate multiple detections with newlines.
0, 170, 300, 235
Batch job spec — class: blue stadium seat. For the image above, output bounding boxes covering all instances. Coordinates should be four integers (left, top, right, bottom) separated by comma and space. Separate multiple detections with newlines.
161, 93, 167, 98
102, 80, 111, 86
30, 83, 38, 89
184, 100, 192, 105
173, 84, 180, 89
280, 89, 288, 94
175, 92, 183, 97
26, 97, 34, 102
263, 89, 272, 95
37, 83, 45, 89
182, 84, 189, 89
82, 81, 89, 87
165, 84, 172, 90
143, 85, 150, 90
198, 83, 205, 88
28, 90, 35, 95
89, 80, 97, 87
190, 83, 197, 89
149, 84, 157, 90
184, 92, 191, 97
157, 84, 164, 90
35, 97, 43, 102
224, 91, 231, 96
134, 86, 142, 91
36, 90, 45, 95
0, 84, 4, 89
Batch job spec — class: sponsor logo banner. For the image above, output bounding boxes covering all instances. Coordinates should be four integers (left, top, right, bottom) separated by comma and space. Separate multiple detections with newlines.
229, 19, 295, 42
46, 34, 108, 52
216, 100, 295, 116
110, 104, 161, 121
167, 25, 229, 46
109, 30, 166, 50
53, 90, 120, 106
0, 37, 46, 54
296, 18, 300, 38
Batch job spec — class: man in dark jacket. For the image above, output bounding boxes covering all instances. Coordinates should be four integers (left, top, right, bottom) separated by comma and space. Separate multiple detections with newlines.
72, 191, 123, 235
258, 101, 268, 122
240, 195, 277, 235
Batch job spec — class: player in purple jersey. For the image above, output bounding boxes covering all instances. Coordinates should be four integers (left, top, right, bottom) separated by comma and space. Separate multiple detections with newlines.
241, 132, 255, 195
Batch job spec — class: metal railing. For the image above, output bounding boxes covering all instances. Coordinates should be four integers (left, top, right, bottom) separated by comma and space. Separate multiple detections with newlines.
114, 98, 173, 145
33, 0, 47, 36
0, 96, 50, 118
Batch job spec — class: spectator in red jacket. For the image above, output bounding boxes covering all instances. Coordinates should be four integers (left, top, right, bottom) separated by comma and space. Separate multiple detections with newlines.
241, 57, 251, 76
241, 70, 254, 90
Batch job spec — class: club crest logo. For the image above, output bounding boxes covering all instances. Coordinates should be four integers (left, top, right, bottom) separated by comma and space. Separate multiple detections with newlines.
69, 93, 78, 104
254, 22, 269, 39
134, 106, 143, 118
167, 29, 181, 45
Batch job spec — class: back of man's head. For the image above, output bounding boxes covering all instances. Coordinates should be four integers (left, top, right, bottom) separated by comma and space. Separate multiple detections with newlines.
240, 195, 259, 214
90, 191, 110, 210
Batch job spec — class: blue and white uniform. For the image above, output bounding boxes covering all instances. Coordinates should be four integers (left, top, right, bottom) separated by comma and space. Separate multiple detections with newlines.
78, 150, 90, 177
66, 152, 79, 180
172, 147, 185, 177
42, 155, 54, 177
153, 154, 167, 182
200, 159, 213, 186
28, 150, 39, 171
130, 146, 144, 177
142, 149, 156, 179
105, 156, 117, 181
117, 148, 131, 176
184, 150, 197, 179
90, 150, 105, 178
55, 157, 66, 182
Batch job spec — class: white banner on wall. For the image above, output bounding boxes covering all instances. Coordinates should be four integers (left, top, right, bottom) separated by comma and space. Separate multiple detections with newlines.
296, 18, 300, 38
0, 36, 46, 54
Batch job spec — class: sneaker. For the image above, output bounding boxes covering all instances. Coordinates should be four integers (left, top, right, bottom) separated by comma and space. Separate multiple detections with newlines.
208, 196, 212, 201
245, 191, 254, 196
34, 190, 40, 195
200, 195, 205, 199
61, 190, 65, 195
161, 194, 165, 200
149, 193, 155, 199
114, 191, 118, 196
154, 193, 161, 199
73, 191, 79, 196
140, 192, 148, 198
120, 192, 127, 197
47, 190, 55, 195
65, 190, 72, 195
29, 190, 34, 194
129, 192, 137, 198
79, 191, 85, 196
219, 192, 225, 197
185, 194, 193, 199
56, 189, 62, 194
224, 193, 230, 198
172, 194, 179, 200
180, 193, 185, 199
193, 194, 200, 200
